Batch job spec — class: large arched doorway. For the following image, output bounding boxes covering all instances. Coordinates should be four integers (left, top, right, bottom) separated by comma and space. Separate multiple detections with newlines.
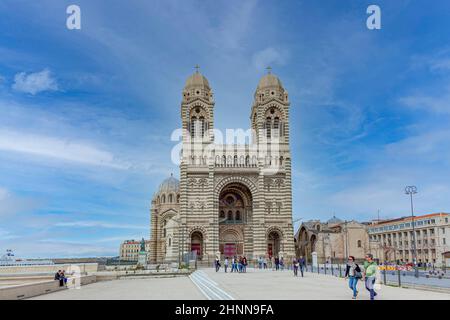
218, 182, 252, 257
267, 231, 281, 258
298, 227, 309, 258
191, 231, 204, 260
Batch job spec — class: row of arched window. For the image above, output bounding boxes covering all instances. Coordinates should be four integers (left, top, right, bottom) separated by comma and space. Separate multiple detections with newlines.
215, 155, 257, 167
188, 116, 208, 138
156, 193, 180, 204
219, 210, 242, 222
264, 117, 284, 138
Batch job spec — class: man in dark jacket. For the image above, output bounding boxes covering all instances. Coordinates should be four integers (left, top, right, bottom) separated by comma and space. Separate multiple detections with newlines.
298, 256, 306, 277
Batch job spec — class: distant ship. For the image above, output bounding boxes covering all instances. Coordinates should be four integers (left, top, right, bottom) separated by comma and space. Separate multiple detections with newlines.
0, 249, 54, 266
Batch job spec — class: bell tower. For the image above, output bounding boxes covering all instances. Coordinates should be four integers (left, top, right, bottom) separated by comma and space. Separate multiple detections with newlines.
181, 66, 215, 146
250, 67, 290, 146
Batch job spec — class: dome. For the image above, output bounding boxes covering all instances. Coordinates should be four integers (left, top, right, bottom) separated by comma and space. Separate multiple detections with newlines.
257, 73, 284, 90
327, 216, 343, 225
158, 174, 180, 194
184, 71, 210, 90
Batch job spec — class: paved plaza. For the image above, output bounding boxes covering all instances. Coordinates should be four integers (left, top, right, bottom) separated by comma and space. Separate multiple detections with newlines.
29, 268, 450, 300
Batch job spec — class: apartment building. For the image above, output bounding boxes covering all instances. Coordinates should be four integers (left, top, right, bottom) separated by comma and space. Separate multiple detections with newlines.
367, 213, 449, 266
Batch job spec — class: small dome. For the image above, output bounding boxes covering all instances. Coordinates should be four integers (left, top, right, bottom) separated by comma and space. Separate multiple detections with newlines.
184, 71, 210, 90
257, 73, 284, 90
158, 174, 180, 194
327, 216, 343, 225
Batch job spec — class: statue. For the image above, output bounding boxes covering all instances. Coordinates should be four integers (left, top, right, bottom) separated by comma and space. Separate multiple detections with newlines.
140, 238, 146, 252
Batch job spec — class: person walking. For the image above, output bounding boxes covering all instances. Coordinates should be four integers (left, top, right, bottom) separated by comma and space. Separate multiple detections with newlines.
298, 256, 306, 277
215, 257, 221, 272
242, 256, 247, 273
345, 256, 362, 299
363, 253, 378, 300
224, 257, 229, 273
275, 257, 280, 271
238, 256, 243, 273
293, 258, 299, 276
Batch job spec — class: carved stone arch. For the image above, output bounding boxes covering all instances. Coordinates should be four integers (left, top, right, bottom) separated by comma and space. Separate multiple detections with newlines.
160, 208, 177, 221
261, 103, 287, 121
214, 176, 258, 200
188, 226, 208, 240
188, 103, 209, 121
266, 226, 284, 240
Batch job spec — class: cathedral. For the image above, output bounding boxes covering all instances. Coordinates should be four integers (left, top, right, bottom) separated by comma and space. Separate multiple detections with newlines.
149, 69, 295, 264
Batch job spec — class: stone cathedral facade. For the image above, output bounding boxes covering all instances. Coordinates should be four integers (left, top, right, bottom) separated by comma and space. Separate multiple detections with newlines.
149, 69, 295, 264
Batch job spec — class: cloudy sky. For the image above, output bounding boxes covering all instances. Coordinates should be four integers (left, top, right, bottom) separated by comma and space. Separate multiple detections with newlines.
1, 0, 450, 258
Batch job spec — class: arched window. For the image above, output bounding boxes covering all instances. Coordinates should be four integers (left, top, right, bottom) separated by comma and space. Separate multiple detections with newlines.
235, 211, 241, 221
168, 194, 173, 203
162, 194, 166, 203
233, 155, 238, 166
245, 155, 250, 166
190, 116, 196, 138
220, 210, 225, 219
265, 117, 272, 138
168, 238, 172, 247
227, 211, 233, 221
273, 117, 280, 138
199, 116, 205, 137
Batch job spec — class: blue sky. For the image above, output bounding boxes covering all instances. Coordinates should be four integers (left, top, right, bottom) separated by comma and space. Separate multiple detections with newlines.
1, 0, 450, 258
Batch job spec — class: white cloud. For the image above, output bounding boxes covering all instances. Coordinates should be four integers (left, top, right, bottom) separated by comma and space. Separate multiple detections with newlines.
12, 69, 58, 95
252, 47, 289, 71
0, 129, 128, 169
0, 187, 41, 217
399, 90, 450, 115
54, 220, 147, 230
0, 187, 9, 200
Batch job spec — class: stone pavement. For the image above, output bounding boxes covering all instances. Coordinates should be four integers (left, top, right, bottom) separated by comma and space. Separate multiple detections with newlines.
202, 268, 450, 300
30, 276, 204, 300
30, 268, 450, 300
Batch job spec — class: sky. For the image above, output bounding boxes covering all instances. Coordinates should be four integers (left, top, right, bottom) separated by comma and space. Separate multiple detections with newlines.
1, 0, 450, 258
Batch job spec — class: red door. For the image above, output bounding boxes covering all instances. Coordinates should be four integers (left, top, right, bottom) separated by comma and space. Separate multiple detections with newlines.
268, 244, 273, 258
224, 243, 236, 257
191, 244, 201, 256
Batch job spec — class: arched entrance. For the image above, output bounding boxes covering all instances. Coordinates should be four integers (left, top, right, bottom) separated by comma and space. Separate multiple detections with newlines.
191, 231, 204, 260
310, 234, 317, 252
267, 231, 281, 258
218, 182, 252, 257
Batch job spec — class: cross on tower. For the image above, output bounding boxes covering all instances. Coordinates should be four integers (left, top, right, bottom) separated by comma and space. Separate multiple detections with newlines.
195, 64, 200, 73
266, 66, 272, 74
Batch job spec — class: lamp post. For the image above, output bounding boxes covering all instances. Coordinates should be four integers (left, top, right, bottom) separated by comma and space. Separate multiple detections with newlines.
405, 186, 419, 278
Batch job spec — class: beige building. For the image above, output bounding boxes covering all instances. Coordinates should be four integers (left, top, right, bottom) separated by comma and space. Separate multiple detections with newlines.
295, 217, 373, 263
149, 69, 295, 264
119, 239, 151, 262
367, 213, 450, 266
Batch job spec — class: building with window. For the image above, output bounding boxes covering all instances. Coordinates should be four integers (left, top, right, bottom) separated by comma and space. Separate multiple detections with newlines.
149, 69, 295, 264
295, 217, 375, 264
120, 239, 151, 262
367, 213, 450, 266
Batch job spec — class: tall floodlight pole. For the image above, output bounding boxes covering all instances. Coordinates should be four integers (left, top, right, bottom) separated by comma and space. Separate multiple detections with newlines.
405, 186, 419, 278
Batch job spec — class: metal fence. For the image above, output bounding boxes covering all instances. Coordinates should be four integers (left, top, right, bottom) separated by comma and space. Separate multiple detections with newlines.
304, 263, 450, 289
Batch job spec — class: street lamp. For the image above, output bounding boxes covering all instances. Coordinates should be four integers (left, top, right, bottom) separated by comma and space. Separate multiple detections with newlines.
405, 186, 419, 278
